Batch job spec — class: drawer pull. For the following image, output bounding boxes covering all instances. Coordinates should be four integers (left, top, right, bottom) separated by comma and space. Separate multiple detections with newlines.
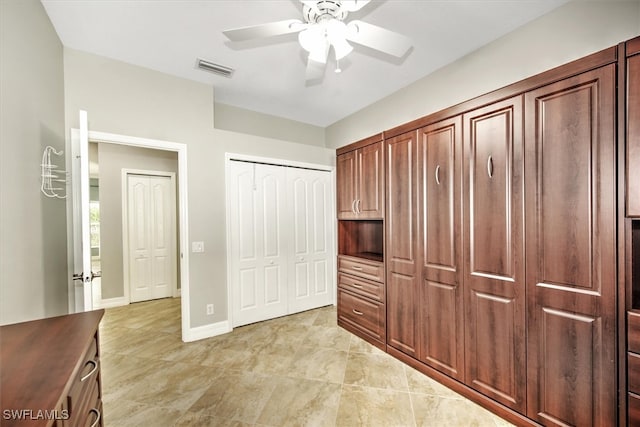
352, 266, 363, 271
352, 309, 364, 316
89, 408, 101, 427
351, 283, 364, 289
81, 360, 98, 382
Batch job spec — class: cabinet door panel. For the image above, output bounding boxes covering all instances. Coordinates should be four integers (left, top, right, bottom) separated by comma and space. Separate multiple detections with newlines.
358, 141, 384, 218
336, 151, 357, 219
419, 117, 464, 379
628, 53, 640, 216
386, 131, 419, 357
463, 96, 526, 412
525, 65, 616, 426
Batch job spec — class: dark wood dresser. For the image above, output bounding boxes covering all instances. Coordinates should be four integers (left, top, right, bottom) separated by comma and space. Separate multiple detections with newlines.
0, 310, 105, 427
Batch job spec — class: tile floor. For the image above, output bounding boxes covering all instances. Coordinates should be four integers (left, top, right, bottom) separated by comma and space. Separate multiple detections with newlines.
99, 298, 513, 426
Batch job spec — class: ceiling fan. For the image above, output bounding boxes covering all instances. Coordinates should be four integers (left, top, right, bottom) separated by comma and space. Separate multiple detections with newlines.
222, 0, 412, 81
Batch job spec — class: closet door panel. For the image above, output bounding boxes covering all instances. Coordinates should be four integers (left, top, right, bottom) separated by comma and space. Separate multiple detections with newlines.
525, 64, 616, 426
463, 96, 525, 412
386, 131, 419, 357
419, 116, 464, 379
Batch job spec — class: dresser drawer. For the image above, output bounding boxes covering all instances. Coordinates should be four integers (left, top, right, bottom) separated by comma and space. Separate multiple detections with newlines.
338, 256, 384, 283
67, 334, 100, 423
631, 353, 640, 395
338, 289, 385, 344
338, 272, 384, 302
629, 311, 640, 354
630, 392, 640, 426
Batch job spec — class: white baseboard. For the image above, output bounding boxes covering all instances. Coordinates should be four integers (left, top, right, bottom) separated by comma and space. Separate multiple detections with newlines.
183, 320, 231, 342
94, 296, 128, 309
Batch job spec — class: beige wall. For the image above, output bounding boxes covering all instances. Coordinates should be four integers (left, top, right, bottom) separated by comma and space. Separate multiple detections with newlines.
63, 48, 335, 328
97, 144, 179, 300
326, 0, 640, 149
0, 0, 67, 324
215, 102, 325, 147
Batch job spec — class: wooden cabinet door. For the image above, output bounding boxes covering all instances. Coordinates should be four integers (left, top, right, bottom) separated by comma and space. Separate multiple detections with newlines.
628, 48, 640, 216
385, 131, 419, 357
418, 116, 464, 380
357, 141, 384, 219
463, 96, 526, 412
336, 150, 357, 219
525, 64, 617, 426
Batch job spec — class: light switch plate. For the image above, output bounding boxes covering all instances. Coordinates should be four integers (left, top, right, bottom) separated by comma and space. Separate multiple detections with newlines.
192, 241, 205, 253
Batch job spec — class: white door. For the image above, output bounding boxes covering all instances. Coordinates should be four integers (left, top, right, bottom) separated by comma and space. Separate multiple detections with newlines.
127, 174, 176, 303
229, 161, 288, 327
287, 168, 334, 313
69, 110, 94, 312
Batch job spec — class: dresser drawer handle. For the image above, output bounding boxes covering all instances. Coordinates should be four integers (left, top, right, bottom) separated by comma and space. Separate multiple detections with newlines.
352, 309, 364, 316
89, 408, 101, 427
351, 283, 364, 289
81, 360, 98, 382
352, 266, 363, 271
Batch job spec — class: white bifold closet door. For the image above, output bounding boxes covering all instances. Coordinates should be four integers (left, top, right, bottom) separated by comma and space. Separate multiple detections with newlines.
228, 160, 334, 327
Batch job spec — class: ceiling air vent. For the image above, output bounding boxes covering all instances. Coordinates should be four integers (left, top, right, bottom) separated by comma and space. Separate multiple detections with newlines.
196, 58, 234, 78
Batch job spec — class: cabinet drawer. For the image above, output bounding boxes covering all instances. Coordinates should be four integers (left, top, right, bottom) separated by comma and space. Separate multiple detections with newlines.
338, 272, 384, 302
631, 352, 640, 395
67, 334, 99, 421
630, 392, 640, 425
338, 256, 384, 282
629, 312, 640, 353
338, 289, 385, 343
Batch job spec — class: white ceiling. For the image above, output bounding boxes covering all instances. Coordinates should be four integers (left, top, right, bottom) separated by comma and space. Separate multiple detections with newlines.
41, 0, 569, 127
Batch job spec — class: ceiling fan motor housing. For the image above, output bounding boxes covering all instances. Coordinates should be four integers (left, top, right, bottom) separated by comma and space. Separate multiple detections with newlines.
303, 1, 349, 23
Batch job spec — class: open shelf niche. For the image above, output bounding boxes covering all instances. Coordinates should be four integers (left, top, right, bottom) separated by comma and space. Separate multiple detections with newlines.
338, 220, 383, 262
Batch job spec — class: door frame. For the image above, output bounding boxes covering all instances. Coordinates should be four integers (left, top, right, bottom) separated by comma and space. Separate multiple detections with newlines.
67, 129, 190, 342
121, 169, 179, 303
224, 152, 336, 328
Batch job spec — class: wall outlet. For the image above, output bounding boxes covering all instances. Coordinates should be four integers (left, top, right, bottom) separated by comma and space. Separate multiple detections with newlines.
206, 304, 214, 315
192, 241, 205, 253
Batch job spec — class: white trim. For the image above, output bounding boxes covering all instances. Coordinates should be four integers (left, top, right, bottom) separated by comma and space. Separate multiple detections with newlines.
121, 169, 178, 304
182, 320, 231, 342
66, 128, 191, 343
94, 296, 128, 309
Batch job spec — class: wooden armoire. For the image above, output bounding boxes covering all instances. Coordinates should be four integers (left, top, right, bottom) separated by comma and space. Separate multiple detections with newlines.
336, 35, 640, 426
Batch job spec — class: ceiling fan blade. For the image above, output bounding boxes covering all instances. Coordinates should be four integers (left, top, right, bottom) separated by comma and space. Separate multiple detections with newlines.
345, 20, 412, 58
223, 19, 307, 42
306, 56, 327, 81
341, 0, 371, 12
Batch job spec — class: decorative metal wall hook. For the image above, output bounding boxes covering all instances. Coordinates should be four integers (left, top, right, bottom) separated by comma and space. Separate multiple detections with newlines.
41, 146, 67, 199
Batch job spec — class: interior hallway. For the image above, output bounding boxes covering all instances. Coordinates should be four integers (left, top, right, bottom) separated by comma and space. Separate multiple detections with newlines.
99, 298, 513, 426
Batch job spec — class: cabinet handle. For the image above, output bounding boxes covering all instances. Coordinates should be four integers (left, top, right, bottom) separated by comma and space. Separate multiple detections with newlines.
352, 266, 363, 271
435, 165, 441, 185
351, 199, 357, 214
351, 283, 364, 288
356, 199, 361, 213
487, 155, 494, 179
89, 408, 101, 427
352, 309, 364, 316
81, 360, 98, 382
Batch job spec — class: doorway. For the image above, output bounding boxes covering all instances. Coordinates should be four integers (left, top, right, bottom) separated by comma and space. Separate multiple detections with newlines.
68, 128, 190, 341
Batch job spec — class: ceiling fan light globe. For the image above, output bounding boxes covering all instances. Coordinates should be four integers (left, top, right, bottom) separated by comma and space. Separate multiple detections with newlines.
298, 27, 324, 53
332, 38, 353, 60
309, 42, 330, 63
